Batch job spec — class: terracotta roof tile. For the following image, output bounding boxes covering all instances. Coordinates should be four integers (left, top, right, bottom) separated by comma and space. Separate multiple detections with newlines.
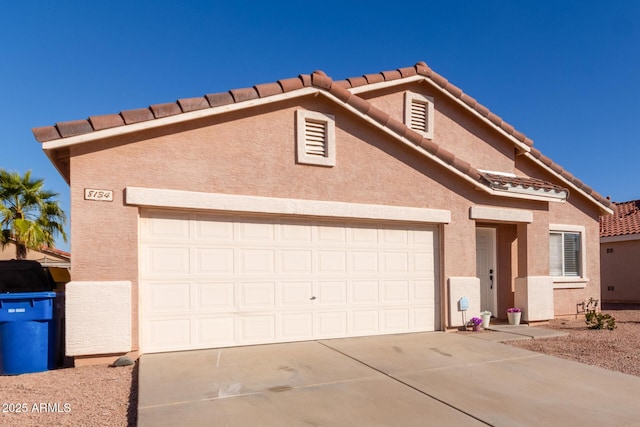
150, 102, 182, 118
278, 77, 304, 93
89, 114, 125, 131
205, 92, 235, 107
32, 126, 61, 142
178, 97, 209, 112
57, 120, 94, 138
363, 73, 384, 84
381, 70, 402, 81
254, 82, 283, 98
30, 60, 610, 212
600, 200, 640, 237
398, 66, 417, 78
121, 108, 154, 124
347, 76, 368, 88
229, 87, 259, 103
481, 173, 569, 195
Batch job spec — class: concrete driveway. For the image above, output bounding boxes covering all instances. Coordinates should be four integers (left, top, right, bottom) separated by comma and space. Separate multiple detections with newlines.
138, 332, 640, 426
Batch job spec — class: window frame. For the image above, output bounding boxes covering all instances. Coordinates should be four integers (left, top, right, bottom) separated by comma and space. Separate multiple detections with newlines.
549, 224, 588, 288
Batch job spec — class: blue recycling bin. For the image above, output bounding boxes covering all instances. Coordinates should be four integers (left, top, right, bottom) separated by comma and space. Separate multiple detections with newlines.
0, 292, 57, 375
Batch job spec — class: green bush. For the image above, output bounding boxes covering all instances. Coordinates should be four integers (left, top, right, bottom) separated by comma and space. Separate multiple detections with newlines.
585, 311, 616, 330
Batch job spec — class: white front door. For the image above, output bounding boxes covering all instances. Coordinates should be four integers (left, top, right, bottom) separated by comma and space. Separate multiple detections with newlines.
476, 227, 497, 314
139, 209, 440, 353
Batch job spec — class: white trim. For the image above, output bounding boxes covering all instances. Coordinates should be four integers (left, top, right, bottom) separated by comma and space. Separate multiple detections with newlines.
601, 233, 640, 243
296, 110, 336, 167
125, 187, 451, 224
524, 152, 613, 214
549, 224, 587, 281
552, 278, 588, 289
41, 87, 321, 150
404, 91, 434, 139
470, 206, 533, 223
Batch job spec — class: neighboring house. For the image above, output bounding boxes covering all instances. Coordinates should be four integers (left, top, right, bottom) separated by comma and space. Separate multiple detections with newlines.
0, 241, 70, 287
33, 61, 612, 363
600, 200, 640, 303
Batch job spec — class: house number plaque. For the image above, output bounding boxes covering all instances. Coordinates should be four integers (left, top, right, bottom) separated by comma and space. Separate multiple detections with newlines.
84, 188, 113, 202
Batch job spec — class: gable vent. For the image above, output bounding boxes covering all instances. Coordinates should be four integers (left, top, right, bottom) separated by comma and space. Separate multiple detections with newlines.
304, 119, 328, 157
409, 99, 429, 132
404, 92, 434, 139
296, 110, 336, 167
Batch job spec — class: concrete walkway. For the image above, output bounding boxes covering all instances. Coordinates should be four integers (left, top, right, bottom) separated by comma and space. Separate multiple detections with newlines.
466, 323, 570, 342
138, 331, 640, 426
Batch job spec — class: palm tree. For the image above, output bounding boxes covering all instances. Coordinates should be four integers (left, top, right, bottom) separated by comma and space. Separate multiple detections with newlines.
0, 169, 67, 260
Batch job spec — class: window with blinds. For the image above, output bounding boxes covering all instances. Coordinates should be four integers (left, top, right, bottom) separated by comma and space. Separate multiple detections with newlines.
404, 92, 434, 139
296, 110, 336, 167
549, 231, 581, 277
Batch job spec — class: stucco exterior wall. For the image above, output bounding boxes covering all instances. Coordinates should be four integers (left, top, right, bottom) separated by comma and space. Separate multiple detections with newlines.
67, 90, 605, 351
600, 239, 640, 303
363, 83, 516, 174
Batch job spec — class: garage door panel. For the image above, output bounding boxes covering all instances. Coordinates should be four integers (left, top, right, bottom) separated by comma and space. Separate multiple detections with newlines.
352, 310, 379, 334
140, 212, 439, 353
281, 282, 313, 306
147, 318, 191, 351
281, 250, 312, 274
351, 251, 378, 273
316, 312, 347, 337
383, 281, 409, 302
382, 309, 410, 332
144, 246, 190, 276
317, 251, 347, 273
280, 313, 313, 339
238, 221, 275, 241
196, 317, 236, 346
239, 249, 275, 274
239, 315, 276, 342
147, 282, 190, 312
194, 216, 234, 241
238, 282, 275, 309
351, 281, 379, 304
195, 283, 235, 311
382, 252, 409, 273
317, 281, 347, 305
195, 248, 234, 275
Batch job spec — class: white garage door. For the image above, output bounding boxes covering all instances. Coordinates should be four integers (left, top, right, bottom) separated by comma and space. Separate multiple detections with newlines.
139, 209, 439, 353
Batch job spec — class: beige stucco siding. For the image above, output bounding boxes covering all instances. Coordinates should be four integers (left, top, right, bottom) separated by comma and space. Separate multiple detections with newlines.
363, 83, 516, 174
67, 92, 604, 350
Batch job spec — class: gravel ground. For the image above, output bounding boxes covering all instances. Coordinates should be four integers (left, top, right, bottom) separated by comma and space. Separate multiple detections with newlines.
0, 362, 137, 427
506, 306, 640, 377
0, 306, 637, 426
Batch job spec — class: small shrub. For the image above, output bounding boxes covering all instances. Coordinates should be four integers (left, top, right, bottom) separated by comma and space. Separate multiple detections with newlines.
584, 297, 616, 330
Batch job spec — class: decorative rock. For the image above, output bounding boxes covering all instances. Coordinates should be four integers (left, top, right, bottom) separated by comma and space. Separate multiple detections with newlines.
110, 356, 135, 367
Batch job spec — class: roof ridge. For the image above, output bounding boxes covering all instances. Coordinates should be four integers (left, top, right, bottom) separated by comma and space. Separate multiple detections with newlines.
31, 61, 611, 210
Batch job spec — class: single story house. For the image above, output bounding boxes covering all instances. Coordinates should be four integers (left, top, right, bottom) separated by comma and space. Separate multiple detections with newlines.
33, 61, 612, 363
600, 200, 640, 303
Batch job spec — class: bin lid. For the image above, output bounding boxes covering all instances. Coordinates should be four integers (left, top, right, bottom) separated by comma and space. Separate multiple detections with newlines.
0, 291, 56, 299
0, 260, 55, 293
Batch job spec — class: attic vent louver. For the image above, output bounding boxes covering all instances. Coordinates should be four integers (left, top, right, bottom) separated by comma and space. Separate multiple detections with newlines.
304, 119, 327, 157
404, 92, 434, 139
296, 110, 336, 167
410, 99, 429, 133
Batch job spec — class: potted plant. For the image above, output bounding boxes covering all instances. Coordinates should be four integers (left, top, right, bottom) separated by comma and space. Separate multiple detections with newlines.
506, 307, 522, 325
468, 317, 483, 332
480, 311, 491, 329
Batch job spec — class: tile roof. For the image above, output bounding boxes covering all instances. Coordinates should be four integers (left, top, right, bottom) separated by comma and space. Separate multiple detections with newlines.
481, 173, 569, 197
32, 61, 612, 211
600, 200, 640, 237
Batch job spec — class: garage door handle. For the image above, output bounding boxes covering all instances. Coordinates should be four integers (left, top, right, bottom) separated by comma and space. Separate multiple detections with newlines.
310, 296, 317, 300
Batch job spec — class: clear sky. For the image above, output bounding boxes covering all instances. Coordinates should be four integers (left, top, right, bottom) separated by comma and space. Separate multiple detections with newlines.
1, 1, 639, 253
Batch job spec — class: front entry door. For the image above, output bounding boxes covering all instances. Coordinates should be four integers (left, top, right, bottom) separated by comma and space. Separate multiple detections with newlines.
476, 228, 497, 314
